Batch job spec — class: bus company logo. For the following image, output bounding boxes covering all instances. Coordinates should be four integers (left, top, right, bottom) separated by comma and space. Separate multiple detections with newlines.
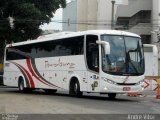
45, 58, 75, 69
91, 81, 98, 91
123, 76, 129, 83
91, 75, 99, 80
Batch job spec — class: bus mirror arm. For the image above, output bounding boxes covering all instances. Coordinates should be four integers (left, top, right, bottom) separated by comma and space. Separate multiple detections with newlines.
96, 41, 110, 54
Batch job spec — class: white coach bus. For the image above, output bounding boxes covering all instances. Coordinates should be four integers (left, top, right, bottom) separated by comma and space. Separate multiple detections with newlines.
3, 30, 145, 99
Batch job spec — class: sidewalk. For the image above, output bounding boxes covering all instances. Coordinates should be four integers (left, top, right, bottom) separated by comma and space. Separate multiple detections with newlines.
142, 90, 157, 95
127, 90, 157, 98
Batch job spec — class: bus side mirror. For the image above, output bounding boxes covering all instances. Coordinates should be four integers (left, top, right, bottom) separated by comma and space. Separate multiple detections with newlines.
96, 41, 110, 54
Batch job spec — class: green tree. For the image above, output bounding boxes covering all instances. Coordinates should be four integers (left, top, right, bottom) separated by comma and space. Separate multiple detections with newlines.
0, 0, 66, 64
0, 0, 66, 43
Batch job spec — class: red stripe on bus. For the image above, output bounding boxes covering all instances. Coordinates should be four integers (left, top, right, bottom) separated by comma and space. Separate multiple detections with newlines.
13, 62, 35, 88
26, 59, 53, 87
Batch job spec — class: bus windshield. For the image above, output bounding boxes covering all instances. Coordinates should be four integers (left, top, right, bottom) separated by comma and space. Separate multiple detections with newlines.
101, 35, 145, 76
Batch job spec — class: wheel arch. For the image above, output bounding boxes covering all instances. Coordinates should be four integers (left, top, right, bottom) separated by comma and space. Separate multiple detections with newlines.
17, 75, 26, 88
69, 75, 82, 91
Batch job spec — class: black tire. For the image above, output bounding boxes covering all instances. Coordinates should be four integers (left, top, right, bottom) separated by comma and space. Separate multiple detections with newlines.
44, 89, 57, 94
18, 78, 26, 93
70, 80, 82, 97
108, 93, 116, 99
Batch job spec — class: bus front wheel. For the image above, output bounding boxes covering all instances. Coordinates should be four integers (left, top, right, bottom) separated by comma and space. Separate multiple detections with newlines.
108, 93, 116, 99
70, 79, 82, 97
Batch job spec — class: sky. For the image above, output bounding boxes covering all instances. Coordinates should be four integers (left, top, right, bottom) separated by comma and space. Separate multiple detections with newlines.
40, 0, 71, 30
40, 8, 63, 30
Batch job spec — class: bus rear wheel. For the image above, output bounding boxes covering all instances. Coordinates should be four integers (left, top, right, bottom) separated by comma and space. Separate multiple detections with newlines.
70, 79, 82, 97
108, 93, 116, 99
18, 78, 26, 93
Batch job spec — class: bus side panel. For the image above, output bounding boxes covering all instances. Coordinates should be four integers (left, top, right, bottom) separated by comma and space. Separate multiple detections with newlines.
3, 60, 23, 87
3, 55, 88, 91
32, 55, 87, 90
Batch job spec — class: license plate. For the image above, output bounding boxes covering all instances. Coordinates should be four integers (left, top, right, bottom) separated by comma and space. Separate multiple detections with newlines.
123, 87, 131, 91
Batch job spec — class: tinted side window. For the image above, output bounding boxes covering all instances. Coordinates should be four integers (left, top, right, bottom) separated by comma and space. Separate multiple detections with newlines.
34, 36, 84, 58
86, 35, 99, 72
60, 36, 84, 56
6, 36, 84, 60
6, 48, 27, 60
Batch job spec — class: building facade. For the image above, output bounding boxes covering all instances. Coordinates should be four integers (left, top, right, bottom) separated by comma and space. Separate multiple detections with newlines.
63, 0, 160, 45
63, 0, 113, 31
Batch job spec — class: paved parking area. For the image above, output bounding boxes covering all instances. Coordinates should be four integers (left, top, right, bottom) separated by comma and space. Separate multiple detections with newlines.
0, 86, 159, 120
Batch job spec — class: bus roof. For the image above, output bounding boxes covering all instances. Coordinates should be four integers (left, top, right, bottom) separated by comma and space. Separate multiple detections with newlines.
6, 30, 140, 47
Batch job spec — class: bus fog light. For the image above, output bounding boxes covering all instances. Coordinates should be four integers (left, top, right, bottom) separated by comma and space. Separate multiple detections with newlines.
104, 87, 108, 90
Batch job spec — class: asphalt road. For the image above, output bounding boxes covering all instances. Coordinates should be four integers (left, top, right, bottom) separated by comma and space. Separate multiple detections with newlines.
0, 86, 160, 120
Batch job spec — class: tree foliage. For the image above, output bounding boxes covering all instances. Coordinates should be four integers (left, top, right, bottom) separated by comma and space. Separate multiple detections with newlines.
0, 0, 66, 43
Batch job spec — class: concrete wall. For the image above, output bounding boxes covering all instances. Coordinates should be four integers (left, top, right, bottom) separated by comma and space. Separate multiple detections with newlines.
152, 0, 160, 44
63, 0, 98, 31
97, 0, 113, 30
151, 0, 160, 58
129, 23, 152, 35
63, 0, 77, 31
87, 0, 97, 30
116, 0, 152, 19
115, 0, 152, 35
77, 0, 97, 31
63, 0, 160, 41
63, 0, 130, 31
76, 0, 88, 31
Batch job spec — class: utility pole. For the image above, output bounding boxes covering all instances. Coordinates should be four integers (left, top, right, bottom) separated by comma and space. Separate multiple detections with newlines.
111, 0, 115, 30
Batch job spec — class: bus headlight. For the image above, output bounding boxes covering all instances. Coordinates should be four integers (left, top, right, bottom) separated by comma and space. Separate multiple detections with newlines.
103, 78, 117, 85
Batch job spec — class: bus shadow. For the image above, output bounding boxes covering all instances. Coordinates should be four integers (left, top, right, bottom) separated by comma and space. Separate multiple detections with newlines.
6, 89, 139, 102
79, 95, 138, 102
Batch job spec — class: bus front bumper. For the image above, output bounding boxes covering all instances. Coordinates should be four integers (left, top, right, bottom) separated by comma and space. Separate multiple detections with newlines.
101, 84, 144, 93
